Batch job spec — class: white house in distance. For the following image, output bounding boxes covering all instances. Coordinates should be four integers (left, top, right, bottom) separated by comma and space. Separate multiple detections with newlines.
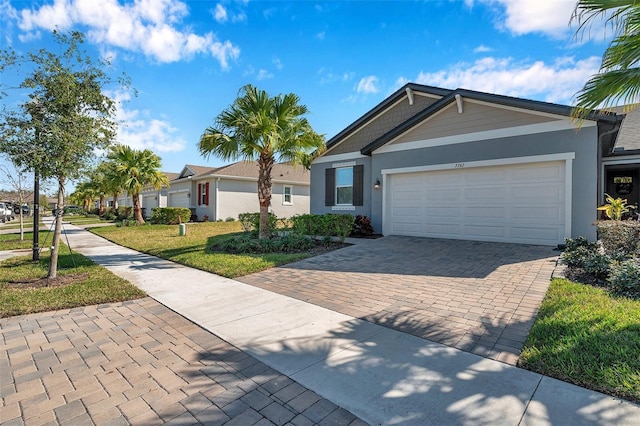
168, 161, 310, 221
116, 172, 179, 215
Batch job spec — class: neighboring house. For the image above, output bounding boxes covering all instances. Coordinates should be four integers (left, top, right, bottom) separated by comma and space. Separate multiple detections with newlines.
117, 172, 179, 216
168, 162, 310, 221
311, 83, 627, 246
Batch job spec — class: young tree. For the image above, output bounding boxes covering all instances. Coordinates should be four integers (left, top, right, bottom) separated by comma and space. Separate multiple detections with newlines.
0, 31, 125, 279
199, 85, 324, 238
0, 159, 33, 241
572, 0, 640, 120
107, 145, 168, 224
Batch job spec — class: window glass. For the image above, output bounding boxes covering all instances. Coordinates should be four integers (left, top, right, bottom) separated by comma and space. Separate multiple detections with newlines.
336, 167, 353, 205
284, 186, 292, 204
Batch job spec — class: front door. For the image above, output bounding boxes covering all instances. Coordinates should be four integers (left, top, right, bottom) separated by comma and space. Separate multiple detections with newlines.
605, 168, 640, 214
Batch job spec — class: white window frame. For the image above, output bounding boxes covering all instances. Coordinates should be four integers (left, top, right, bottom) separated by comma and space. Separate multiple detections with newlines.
283, 185, 293, 205
200, 183, 207, 205
335, 167, 354, 206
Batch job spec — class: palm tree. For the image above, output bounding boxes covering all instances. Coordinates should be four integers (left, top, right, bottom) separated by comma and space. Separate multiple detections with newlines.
96, 160, 124, 214
107, 145, 168, 224
572, 0, 640, 120
70, 180, 98, 212
199, 85, 324, 238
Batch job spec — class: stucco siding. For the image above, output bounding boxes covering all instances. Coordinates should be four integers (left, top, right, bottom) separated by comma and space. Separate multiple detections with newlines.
391, 101, 558, 146
270, 182, 310, 218
327, 95, 438, 156
368, 126, 598, 240
310, 157, 372, 223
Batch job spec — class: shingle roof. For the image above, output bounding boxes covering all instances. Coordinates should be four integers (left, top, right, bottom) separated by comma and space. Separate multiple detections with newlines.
613, 107, 640, 153
328, 83, 622, 156
207, 161, 309, 183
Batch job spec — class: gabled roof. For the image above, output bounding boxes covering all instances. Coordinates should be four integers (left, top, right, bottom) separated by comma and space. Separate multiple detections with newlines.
325, 83, 622, 157
611, 107, 640, 154
171, 161, 310, 184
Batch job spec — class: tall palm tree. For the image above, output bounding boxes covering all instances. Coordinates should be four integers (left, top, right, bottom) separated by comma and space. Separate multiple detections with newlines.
96, 160, 124, 214
199, 85, 324, 238
572, 0, 640, 120
107, 145, 168, 224
70, 180, 98, 212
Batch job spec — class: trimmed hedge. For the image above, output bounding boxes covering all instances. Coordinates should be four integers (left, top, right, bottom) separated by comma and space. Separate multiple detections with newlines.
150, 207, 192, 224
291, 213, 354, 241
238, 212, 278, 235
596, 220, 640, 257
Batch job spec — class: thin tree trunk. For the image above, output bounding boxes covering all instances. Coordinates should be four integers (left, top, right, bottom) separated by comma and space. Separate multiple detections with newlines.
133, 193, 144, 224
257, 155, 274, 239
19, 210, 24, 241
99, 195, 105, 215
48, 178, 65, 280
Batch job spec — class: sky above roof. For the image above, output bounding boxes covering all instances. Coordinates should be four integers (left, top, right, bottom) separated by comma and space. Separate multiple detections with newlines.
0, 0, 613, 190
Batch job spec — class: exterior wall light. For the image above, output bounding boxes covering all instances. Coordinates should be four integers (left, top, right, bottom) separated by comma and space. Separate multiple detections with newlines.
374, 179, 381, 190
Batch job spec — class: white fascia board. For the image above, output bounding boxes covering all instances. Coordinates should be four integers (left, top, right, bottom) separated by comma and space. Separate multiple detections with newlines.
312, 152, 368, 164
601, 154, 640, 164
374, 120, 591, 155
381, 152, 576, 175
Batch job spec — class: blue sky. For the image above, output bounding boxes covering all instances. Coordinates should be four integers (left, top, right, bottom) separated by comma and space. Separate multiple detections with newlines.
0, 0, 612, 190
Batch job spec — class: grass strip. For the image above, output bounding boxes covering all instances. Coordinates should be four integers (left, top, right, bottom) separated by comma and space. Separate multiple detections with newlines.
91, 222, 311, 278
519, 278, 640, 403
0, 245, 145, 318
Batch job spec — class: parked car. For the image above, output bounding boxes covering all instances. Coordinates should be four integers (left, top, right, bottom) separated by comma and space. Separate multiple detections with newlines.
4, 201, 15, 221
0, 202, 6, 223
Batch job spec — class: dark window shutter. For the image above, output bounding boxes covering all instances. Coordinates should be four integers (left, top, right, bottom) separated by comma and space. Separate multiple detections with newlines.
325, 168, 335, 206
353, 164, 364, 206
197, 184, 202, 206
205, 182, 210, 206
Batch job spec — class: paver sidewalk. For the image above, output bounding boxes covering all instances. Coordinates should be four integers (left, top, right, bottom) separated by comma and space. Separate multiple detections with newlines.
45, 222, 640, 425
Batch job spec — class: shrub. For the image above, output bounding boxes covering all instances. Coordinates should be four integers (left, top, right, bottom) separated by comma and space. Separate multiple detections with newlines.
116, 206, 133, 221
225, 217, 235, 222
609, 259, 640, 297
562, 237, 599, 268
291, 213, 354, 241
352, 215, 374, 236
116, 218, 142, 227
102, 212, 116, 221
149, 207, 192, 225
582, 251, 612, 279
596, 220, 640, 257
217, 233, 316, 254
238, 212, 278, 235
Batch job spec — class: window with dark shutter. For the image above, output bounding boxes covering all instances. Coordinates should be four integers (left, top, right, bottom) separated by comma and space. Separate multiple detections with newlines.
325, 168, 335, 206
353, 164, 364, 206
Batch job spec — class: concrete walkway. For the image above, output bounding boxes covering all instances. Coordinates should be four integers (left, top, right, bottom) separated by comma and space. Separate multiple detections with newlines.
7, 221, 640, 425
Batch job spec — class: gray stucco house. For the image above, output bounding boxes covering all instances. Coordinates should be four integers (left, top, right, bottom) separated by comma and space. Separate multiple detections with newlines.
310, 83, 637, 246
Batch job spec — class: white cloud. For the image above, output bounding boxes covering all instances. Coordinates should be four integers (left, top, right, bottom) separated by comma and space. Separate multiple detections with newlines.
413, 56, 601, 104
111, 90, 186, 153
213, 3, 227, 23
316, 31, 325, 40
317, 67, 354, 84
272, 57, 283, 70
356, 76, 380, 94
473, 44, 492, 53
14, 0, 240, 68
256, 69, 273, 80
480, 0, 575, 37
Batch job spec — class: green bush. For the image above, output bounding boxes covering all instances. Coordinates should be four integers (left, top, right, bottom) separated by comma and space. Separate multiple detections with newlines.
291, 213, 354, 241
225, 217, 235, 222
149, 207, 192, 224
596, 220, 640, 257
116, 206, 133, 221
238, 212, 278, 235
609, 259, 640, 297
582, 251, 611, 279
562, 237, 599, 268
102, 212, 116, 221
217, 233, 316, 254
116, 218, 142, 227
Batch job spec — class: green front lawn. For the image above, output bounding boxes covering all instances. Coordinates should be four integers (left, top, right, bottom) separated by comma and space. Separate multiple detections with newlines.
0, 246, 145, 318
520, 278, 640, 403
91, 222, 312, 278
0, 231, 54, 251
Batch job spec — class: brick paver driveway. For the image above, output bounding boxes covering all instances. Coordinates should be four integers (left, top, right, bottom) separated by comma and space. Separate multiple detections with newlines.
237, 236, 559, 365
1, 298, 364, 425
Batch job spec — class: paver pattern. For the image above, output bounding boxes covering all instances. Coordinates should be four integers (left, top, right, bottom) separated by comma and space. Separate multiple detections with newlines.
0, 298, 366, 426
237, 236, 559, 365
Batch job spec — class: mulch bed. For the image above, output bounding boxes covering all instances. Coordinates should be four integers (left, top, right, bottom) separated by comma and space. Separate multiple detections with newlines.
6, 272, 89, 289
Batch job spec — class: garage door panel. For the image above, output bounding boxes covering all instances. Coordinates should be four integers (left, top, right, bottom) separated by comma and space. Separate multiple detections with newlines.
424, 207, 461, 217
386, 160, 566, 245
169, 193, 189, 208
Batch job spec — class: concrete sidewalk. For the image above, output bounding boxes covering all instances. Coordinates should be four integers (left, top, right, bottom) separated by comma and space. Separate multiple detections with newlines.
55, 222, 640, 425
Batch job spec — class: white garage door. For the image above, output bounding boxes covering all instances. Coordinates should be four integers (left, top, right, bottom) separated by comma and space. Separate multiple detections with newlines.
386, 161, 566, 246
169, 192, 189, 208
142, 195, 156, 216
